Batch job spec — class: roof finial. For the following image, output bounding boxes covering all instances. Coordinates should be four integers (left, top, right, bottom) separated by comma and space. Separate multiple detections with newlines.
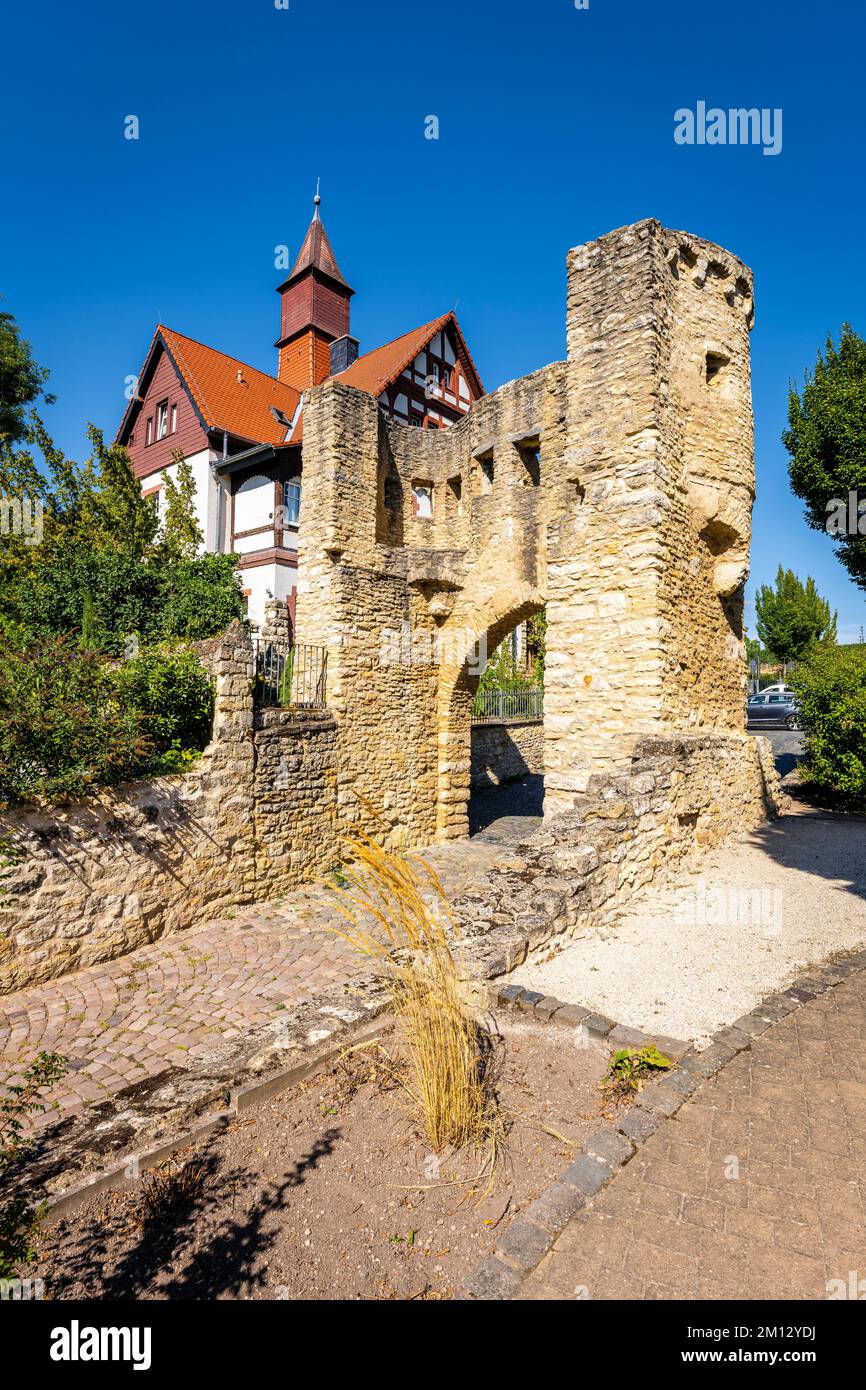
313, 177, 321, 220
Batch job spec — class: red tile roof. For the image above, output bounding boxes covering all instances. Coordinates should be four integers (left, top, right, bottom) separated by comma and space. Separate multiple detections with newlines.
289, 311, 483, 442
334, 314, 452, 395
120, 312, 482, 452
120, 327, 302, 447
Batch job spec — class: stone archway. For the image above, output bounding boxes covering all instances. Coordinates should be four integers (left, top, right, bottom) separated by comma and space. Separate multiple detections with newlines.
435, 582, 545, 841
294, 220, 757, 855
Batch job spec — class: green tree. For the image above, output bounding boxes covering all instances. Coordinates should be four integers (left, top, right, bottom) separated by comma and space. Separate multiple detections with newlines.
755, 566, 837, 671
89, 425, 159, 558
0, 309, 53, 444
784, 325, 866, 591
159, 450, 203, 562
790, 645, 866, 811
1, 417, 243, 651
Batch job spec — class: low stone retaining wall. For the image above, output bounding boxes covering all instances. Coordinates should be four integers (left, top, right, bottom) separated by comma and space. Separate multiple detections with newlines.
454, 732, 786, 986
0, 623, 784, 1002
470, 720, 544, 789
0, 626, 343, 996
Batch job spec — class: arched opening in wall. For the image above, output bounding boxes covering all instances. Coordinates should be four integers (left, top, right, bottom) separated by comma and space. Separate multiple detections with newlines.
436, 595, 545, 843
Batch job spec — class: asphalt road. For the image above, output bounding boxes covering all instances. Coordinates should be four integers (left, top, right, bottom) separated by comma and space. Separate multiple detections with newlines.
748, 724, 805, 778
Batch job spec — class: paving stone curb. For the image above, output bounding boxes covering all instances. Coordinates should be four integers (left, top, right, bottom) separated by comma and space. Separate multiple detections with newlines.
457, 946, 866, 1300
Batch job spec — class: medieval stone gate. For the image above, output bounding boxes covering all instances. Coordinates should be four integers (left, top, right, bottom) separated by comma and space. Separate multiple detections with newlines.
294, 219, 756, 847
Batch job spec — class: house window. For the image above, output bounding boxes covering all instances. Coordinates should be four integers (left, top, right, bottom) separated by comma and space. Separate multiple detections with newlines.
145, 417, 153, 446
233, 474, 273, 535
283, 481, 301, 526
156, 400, 169, 441
412, 483, 434, 519
171, 403, 177, 433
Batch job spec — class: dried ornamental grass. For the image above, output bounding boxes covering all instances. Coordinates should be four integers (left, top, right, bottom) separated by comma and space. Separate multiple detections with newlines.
327, 831, 502, 1165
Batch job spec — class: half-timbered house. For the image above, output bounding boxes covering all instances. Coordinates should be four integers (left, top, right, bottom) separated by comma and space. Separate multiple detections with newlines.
117, 193, 484, 629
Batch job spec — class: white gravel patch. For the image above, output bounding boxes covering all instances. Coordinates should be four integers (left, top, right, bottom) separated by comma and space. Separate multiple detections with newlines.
510, 814, 866, 1047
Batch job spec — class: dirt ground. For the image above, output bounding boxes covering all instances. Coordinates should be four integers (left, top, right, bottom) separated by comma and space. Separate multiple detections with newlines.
32, 1014, 613, 1301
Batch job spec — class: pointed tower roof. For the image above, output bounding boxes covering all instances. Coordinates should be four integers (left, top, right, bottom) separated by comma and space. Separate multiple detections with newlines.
278, 187, 353, 293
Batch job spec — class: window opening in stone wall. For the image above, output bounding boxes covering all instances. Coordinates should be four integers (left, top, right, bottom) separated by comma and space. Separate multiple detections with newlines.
412, 482, 434, 519
477, 453, 494, 495
519, 444, 541, 486
706, 351, 730, 385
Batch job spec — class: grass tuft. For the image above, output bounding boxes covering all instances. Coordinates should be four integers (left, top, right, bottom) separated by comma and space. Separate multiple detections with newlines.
326, 831, 502, 1171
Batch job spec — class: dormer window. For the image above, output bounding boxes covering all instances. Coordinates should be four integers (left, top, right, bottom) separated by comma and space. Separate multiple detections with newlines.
156, 399, 169, 440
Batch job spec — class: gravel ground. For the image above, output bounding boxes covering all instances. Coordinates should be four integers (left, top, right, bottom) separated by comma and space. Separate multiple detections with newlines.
511, 810, 866, 1048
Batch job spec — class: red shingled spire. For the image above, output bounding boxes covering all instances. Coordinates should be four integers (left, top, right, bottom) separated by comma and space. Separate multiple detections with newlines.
275, 185, 354, 391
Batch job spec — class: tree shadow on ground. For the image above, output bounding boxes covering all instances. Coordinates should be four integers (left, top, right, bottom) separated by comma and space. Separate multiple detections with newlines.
743, 813, 866, 905
45, 1127, 342, 1300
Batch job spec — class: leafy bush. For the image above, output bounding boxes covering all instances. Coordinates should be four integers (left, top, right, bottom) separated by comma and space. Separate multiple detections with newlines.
0, 638, 146, 804
13, 550, 244, 657
0, 1051, 68, 1277
0, 638, 215, 806
157, 554, 246, 642
111, 643, 215, 774
601, 1045, 671, 1102
790, 644, 866, 811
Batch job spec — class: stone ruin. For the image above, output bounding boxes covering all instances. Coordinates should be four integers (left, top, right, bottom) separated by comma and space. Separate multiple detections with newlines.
295, 218, 759, 845
1, 219, 782, 996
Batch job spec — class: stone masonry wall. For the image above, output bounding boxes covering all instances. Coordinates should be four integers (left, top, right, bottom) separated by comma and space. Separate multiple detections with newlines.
470, 721, 545, 790
0, 625, 342, 996
455, 733, 786, 986
295, 218, 757, 845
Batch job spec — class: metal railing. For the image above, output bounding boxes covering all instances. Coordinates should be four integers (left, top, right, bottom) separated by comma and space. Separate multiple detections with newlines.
254, 640, 327, 709
472, 687, 543, 724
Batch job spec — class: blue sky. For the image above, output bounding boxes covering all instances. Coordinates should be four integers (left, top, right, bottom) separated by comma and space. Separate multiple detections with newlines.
2, 0, 864, 640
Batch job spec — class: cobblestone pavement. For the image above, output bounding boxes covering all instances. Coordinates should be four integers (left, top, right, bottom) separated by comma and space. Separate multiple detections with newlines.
0, 801, 537, 1130
519, 966, 866, 1300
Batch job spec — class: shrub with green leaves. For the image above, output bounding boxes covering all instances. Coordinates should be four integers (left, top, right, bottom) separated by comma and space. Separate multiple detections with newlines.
13, 550, 244, 657
0, 638, 215, 806
790, 644, 866, 811
0, 637, 146, 804
112, 643, 215, 774
601, 1044, 671, 1102
0, 1051, 68, 1277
